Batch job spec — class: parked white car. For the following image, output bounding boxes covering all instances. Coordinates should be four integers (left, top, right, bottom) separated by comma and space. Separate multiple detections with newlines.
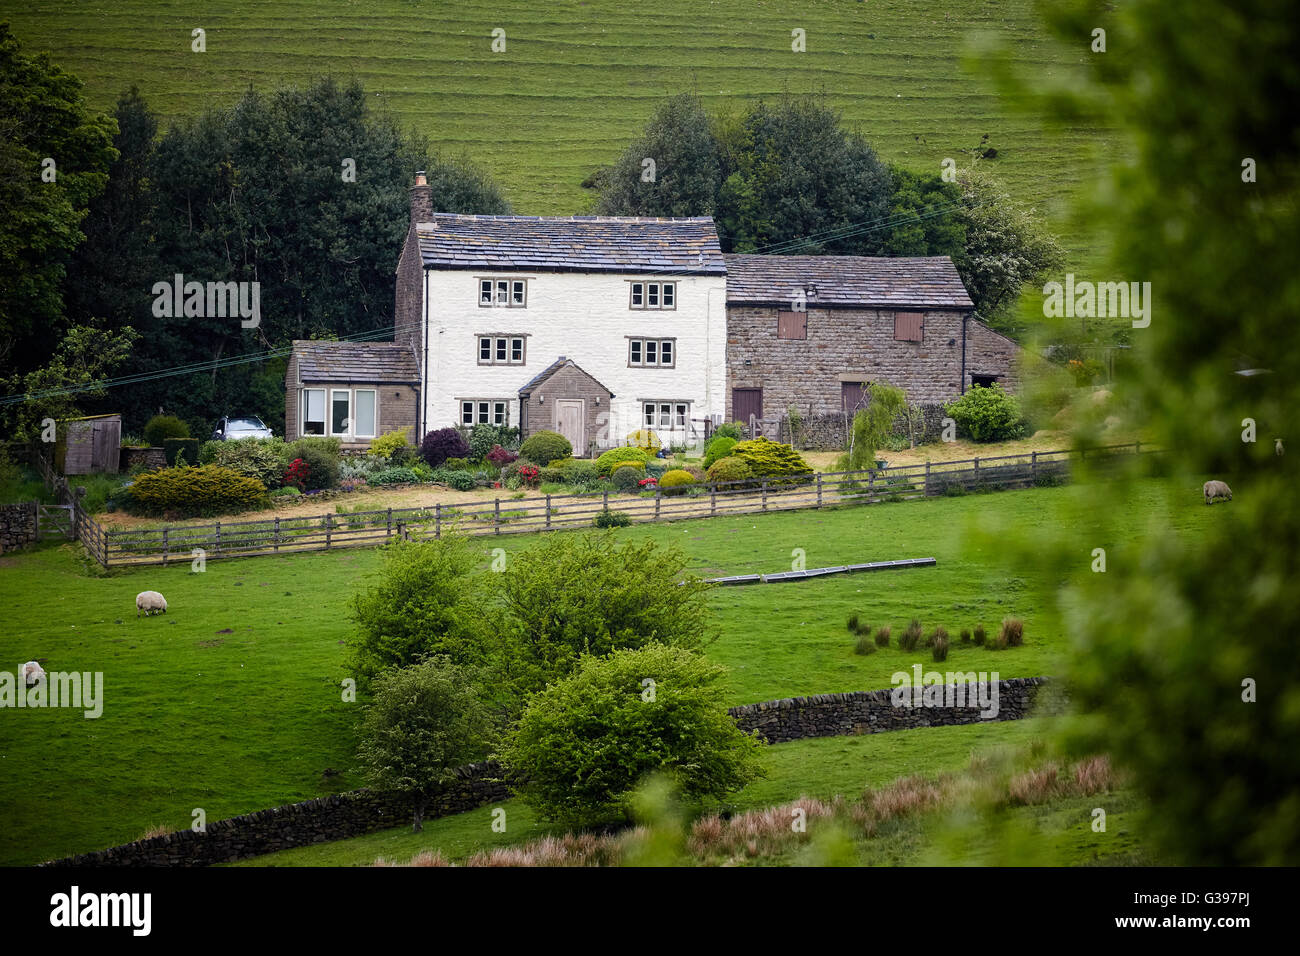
211, 416, 274, 441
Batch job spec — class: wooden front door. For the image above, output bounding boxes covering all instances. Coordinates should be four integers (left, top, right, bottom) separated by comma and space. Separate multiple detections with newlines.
554, 399, 585, 453
732, 388, 762, 427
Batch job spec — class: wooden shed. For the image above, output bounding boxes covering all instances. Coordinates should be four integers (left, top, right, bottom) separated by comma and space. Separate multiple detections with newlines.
56, 413, 121, 475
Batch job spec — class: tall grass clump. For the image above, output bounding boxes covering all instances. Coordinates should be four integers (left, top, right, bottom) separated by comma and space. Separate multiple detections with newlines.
874, 625, 891, 648
899, 618, 923, 652
1000, 618, 1024, 647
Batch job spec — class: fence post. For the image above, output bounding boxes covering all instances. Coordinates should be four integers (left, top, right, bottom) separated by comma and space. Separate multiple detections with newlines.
494, 497, 501, 534
655, 483, 661, 519
973, 458, 979, 487
162, 528, 169, 567
711, 483, 716, 515
435, 503, 441, 539
386, 507, 392, 539
274, 516, 281, 552
325, 514, 332, 549
925, 461, 931, 496
761, 479, 768, 512
1031, 451, 1038, 481
546, 494, 552, 529
603, 490, 609, 513
1135, 439, 1141, 455
816, 473, 823, 507
215, 520, 221, 555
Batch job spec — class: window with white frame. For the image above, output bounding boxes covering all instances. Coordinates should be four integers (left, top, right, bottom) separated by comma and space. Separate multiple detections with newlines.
460, 399, 510, 426
479, 278, 527, 307
630, 281, 676, 310
628, 337, 675, 367
302, 387, 377, 439
643, 401, 690, 429
477, 335, 527, 365
301, 388, 326, 436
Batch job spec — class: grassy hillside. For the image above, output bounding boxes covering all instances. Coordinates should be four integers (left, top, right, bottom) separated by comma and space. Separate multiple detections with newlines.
0, 0, 1114, 266
0, 476, 1212, 865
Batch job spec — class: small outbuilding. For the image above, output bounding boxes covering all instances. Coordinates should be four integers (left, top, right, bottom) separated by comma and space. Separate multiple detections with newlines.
56, 413, 121, 475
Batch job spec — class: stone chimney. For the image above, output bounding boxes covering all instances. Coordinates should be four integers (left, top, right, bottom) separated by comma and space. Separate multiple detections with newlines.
410, 170, 433, 225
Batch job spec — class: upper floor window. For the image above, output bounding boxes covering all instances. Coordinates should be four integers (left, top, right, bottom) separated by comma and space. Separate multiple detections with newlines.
479, 278, 527, 307
478, 335, 527, 365
629, 337, 675, 368
630, 281, 676, 310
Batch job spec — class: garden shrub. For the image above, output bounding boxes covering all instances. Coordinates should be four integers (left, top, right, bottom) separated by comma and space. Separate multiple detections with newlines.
593, 508, 631, 528
367, 430, 410, 461
538, 466, 566, 485
519, 430, 572, 466
270, 486, 300, 498
517, 464, 541, 489
143, 414, 188, 447
125, 465, 267, 517
163, 437, 200, 467
197, 440, 221, 464
486, 444, 518, 467
445, 471, 477, 491
287, 438, 340, 490
729, 437, 814, 484
705, 455, 755, 487
611, 462, 645, 493
626, 428, 662, 454
370, 467, 422, 485
421, 427, 470, 467
658, 469, 696, 495
500, 645, 764, 826
442, 457, 469, 471
595, 445, 650, 476
702, 437, 737, 469
944, 383, 1028, 442
210, 437, 290, 489
704, 422, 744, 452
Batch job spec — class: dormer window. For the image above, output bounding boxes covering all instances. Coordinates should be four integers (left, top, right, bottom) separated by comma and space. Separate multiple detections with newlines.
630, 281, 676, 310
479, 278, 527, 307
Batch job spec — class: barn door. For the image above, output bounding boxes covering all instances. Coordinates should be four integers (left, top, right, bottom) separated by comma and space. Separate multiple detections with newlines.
732, 388, 762, 429
554, 399, 585, 454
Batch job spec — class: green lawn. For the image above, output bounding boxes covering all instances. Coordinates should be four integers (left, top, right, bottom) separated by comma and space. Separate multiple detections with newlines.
235, 717, 1148, 867
0, 0, 1114, 268
0, 477, 1210, 865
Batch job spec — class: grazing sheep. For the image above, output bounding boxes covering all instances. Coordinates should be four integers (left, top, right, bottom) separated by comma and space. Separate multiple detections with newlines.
1203, 480, 1233, 505
136, 591, 168, 617
1276, 438, 1285, 456
21, 661, 44, 686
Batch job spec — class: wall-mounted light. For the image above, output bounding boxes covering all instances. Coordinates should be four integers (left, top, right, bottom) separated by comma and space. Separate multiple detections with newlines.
595, 397, 601, 405
538, 394, 544, 404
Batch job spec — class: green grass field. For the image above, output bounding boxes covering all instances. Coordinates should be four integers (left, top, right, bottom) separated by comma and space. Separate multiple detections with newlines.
235, 718, 1149, 867
0, 0, 1114, 267
0, 476, 1211, 865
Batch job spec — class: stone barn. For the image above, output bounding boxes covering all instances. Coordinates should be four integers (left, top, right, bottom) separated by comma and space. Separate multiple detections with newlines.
723, 254, 1019, 448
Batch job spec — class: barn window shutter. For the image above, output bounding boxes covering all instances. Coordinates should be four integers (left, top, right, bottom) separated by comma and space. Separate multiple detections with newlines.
894, 312, 924, 342
777, 310, 807, 339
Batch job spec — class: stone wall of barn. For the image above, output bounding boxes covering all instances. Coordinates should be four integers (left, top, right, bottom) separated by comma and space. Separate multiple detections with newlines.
725, 306, 1020, 448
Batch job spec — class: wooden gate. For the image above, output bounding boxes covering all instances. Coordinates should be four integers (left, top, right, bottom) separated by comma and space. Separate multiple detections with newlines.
37, 504, 74, 540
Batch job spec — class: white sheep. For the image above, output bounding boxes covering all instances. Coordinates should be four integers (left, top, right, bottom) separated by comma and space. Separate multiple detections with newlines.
21, 661, 44, 687
1203, 480, 1232, 505
136, 591, 168, 617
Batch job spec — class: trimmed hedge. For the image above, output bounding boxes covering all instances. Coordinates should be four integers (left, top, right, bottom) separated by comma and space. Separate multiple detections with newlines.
706, 456, 755, 487
595, 446, 650, 476
702, 436, 737, 469
519, 430, 572, 465
125, 465, 267, 517
659, 469, 696, 495
143, 414, 189, 448
729, 437, 814, 485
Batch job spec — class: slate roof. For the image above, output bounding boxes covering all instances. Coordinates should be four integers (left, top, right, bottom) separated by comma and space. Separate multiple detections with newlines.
723, 254, 974, 309
417, 214, 726, 275
518, 356, 616, 398
291, 340, 418, 384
